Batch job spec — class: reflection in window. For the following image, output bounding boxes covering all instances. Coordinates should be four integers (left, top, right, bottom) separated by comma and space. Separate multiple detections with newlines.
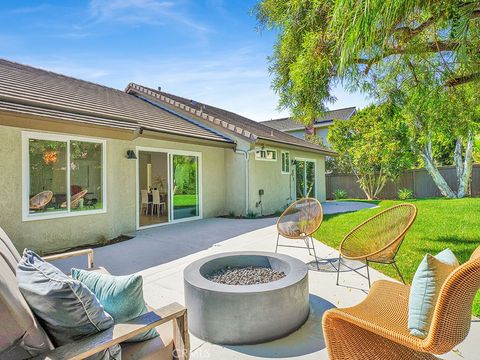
70, 141, 103, 211
26, 135, 104, 217
281, 152, 290, 173
29, 139, 67, 214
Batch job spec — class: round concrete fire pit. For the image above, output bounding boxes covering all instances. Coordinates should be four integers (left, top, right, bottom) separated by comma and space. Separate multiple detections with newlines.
184, 251, 309, 345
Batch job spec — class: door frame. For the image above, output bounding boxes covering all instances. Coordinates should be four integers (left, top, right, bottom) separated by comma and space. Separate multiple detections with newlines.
135, 146, 203, 230
294, 157, 317, 199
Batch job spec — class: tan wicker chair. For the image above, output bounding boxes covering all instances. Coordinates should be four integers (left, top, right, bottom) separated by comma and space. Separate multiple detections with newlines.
276, 198, 324, 269
337, 203, 417, 287
29, 191, 53, 211
323, 246, 480, 359
61, 189, 88, 209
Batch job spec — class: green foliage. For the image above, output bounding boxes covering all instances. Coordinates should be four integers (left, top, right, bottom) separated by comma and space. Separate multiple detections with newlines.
475, 136, 480, 163
313, 197, 480, 317
328, 104, 414, 199
398, 188, 414, 200
256, 0, 480, 121
333, 189, 347, 200
246, 211, 258, 219
173, 156, 197, 195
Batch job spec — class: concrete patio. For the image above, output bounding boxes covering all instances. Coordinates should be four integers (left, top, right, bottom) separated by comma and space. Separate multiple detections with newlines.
53, 201, 478, 360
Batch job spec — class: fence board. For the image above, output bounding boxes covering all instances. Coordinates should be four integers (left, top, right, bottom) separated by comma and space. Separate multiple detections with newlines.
326, 165, 480, 199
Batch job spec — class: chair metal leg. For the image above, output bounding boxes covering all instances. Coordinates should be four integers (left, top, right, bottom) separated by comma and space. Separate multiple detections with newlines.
304, 238, 312, 255
336, 254, 341, 285
275, 234, 280, 253
310, 236, 319, 270
392, 261, 406, 284
365, 259, 371, 288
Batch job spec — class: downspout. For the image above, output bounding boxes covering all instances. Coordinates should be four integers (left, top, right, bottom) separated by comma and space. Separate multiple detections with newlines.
235, 149, 256, 215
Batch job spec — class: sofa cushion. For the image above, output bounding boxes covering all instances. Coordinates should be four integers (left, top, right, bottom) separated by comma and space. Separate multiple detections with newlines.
0, 227, 21, 273
16, 250, 121, 359
0, 258, 53, 359
408, 248, 459, 338
72, 268, 159, 342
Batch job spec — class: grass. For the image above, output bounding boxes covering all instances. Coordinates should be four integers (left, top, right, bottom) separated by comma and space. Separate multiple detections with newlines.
173, 194, 197, 207
313, 197, 480, 316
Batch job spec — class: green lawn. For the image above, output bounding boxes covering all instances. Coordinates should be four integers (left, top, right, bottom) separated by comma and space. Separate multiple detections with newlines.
173, 194, 197, 207
313, 198, 480, 316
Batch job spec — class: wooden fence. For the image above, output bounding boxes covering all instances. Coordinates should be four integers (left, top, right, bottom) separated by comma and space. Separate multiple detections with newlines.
326, 164, 480, 200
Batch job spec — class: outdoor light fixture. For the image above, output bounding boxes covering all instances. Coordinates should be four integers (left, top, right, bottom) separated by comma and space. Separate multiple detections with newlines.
292, 159, 298, 166
126, 150, 137, 159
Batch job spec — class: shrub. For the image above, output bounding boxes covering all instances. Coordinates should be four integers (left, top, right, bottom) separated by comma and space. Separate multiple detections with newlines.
333, 189, 348, 200
398, 188, 414, 200
246, 211, 257, 219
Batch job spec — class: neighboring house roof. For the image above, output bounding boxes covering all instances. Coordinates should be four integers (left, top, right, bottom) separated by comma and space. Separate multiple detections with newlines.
126, 83, 336, 155
261, 107, 356, 132
0, 59, 233, 144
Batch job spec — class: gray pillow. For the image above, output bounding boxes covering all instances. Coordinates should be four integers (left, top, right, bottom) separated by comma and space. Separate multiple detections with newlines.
16, 250, 121, 359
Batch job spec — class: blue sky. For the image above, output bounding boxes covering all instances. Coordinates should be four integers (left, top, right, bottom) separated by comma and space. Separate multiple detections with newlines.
0, 0, 370, 121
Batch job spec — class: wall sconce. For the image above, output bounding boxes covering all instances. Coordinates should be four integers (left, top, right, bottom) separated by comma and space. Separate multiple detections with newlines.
126, 150, 137, 159
291, 159, 298, 166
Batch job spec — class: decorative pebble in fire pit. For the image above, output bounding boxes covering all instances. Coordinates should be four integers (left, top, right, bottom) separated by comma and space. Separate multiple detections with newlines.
205, 265, 286, 285
184, 251, 309, 345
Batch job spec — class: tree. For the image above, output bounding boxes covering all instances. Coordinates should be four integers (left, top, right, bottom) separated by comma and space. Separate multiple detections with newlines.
256, 0, 480, 197
327, 105, 414, 199
475, 135, 480, 163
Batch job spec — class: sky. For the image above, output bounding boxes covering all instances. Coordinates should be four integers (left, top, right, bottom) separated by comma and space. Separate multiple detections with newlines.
0, 0, 371, 121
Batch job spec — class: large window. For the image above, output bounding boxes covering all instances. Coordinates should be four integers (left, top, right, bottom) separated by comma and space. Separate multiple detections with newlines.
23, 132, 106, 220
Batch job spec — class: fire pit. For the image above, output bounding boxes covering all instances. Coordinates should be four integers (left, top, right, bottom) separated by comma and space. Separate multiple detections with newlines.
184, 251, 309, 345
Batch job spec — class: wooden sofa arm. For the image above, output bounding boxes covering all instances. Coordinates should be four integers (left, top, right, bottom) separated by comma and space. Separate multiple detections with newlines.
43, 248, 94, 269
32, 302, 189, 360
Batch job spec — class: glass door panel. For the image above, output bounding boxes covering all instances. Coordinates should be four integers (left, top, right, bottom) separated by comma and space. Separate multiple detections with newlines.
305, 161, 316, 197
295, 160, 305, 200
295, 160, 316, 199
171, 154, 199, 220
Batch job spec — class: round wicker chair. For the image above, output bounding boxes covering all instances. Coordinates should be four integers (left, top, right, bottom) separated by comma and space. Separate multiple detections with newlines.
337, 203, 417, 287
29, 190, 53, 211
61, 189, 88, 209
276, 198, 324, 269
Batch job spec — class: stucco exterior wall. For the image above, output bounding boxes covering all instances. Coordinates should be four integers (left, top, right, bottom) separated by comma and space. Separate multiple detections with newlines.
0, 125, 227, 253
248, 147, 326, 216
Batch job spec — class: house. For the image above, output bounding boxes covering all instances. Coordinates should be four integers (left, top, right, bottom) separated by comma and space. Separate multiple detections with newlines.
261, 107, 356, 146
0, 59, 335, 253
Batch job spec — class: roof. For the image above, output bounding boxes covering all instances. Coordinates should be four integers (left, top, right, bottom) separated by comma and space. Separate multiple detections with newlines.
126, 83, 336, 155
261, 107, 356, 132
0, 59, 233, 144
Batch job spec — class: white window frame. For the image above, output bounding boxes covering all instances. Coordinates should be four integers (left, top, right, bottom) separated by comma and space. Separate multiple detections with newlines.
255, 148, 277, 161
22, 131, 107, 222
281, 151, 290, 174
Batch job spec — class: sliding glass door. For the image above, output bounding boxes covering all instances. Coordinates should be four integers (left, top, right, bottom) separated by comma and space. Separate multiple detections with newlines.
295, 159, 316, 199
171, 154, 199, 220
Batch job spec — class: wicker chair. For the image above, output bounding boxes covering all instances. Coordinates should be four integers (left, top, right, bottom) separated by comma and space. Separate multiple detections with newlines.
29, 191, 53, 211
60, 189, 88, 209
323, 246, 480, 359
276, 198, 324, 269
337, 204, 417, 287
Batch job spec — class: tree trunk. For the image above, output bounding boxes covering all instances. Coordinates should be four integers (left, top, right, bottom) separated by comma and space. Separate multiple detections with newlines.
420, 141, 457, 198
457, 133, 474, 198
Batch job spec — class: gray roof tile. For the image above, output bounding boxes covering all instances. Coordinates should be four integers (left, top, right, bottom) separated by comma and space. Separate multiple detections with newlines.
0, 59, 233, 144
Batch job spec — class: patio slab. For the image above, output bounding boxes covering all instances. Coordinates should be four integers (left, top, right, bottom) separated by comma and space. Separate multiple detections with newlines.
52, 201, 477, 359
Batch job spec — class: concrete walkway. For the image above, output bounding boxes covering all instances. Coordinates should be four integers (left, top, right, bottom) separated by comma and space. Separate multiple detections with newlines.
52, 201, 477, 359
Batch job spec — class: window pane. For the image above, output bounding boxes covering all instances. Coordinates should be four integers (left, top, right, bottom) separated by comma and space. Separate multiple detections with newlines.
295, 160, 305, 199
306, 161, 316, 197
29, 139, 67, 214
172, 155, 199, 220
70, 141, 103, 211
